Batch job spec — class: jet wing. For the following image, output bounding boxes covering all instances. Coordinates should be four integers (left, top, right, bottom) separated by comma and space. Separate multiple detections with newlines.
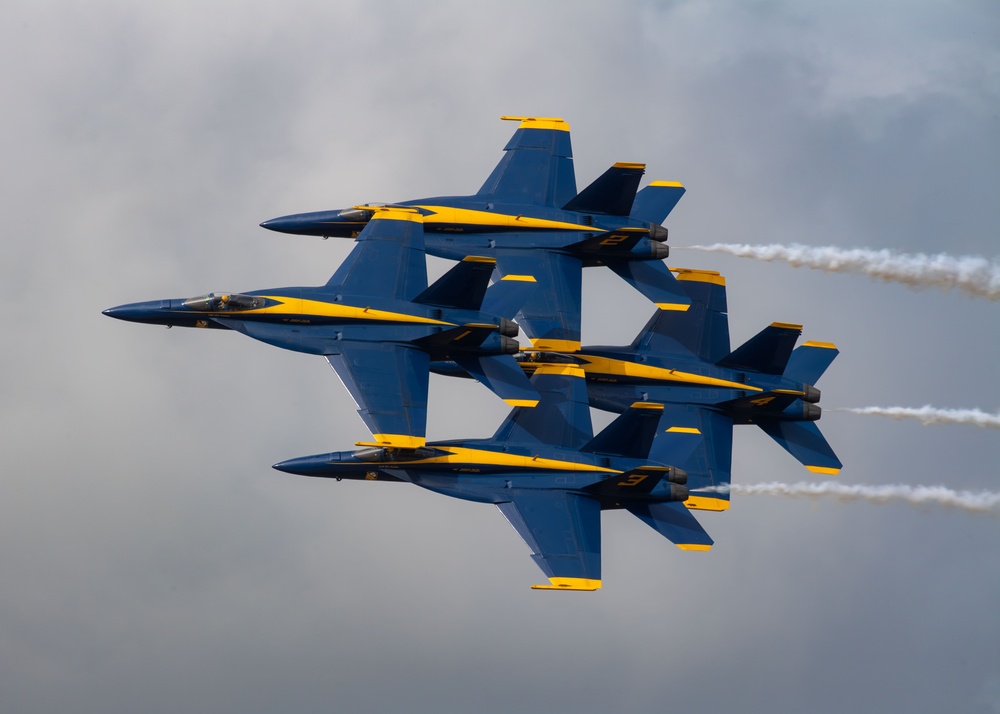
628, 268, 729, 362
495, 250, 582, 351
325, 208, 428, 301
477, 116, 576, 208
496, 490, 602, 591
326, 343, 430, 447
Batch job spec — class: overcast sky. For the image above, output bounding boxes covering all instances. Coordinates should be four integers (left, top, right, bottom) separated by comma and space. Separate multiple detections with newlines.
3, 2, 999, 712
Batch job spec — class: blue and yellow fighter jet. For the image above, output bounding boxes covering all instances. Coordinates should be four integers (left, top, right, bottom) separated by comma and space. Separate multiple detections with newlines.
513, 268, 842, 513
274, 364, 714, 591
259, 116, 692, 352
103, 206, 540, 448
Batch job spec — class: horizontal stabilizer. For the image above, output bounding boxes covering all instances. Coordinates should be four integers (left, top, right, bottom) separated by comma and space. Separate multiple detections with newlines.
412, 256, 495, 311
630, 269, 729, 361
718, 322, 802, 375
783, 342, 839, 385
757, 419, 842, 475
607, 259, 693, 313
326, 208, 428, 301
481, 273, 538, 320
477, 116, 576, 208
582, 403, 663, 459
491, 365, 593, 449
454, 355, 539, 407
630, 182, 686, 225
627, 501, 713, 550
561, 162, 645, 216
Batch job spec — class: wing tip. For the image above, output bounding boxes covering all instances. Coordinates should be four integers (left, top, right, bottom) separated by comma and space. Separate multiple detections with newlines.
531, 578, 602, 591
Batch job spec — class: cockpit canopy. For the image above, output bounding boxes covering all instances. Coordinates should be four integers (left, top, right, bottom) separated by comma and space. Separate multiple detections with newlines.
182, 293, 264, 312
352, 446, 438, 462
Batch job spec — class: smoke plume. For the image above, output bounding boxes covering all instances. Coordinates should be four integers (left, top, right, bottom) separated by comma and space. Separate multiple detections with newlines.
685, 243, 1000, 299
710, 482, 1000, 514
839, 406, 1000, 429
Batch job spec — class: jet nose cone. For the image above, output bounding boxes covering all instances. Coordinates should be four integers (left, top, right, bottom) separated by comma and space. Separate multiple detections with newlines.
273, 452, 340, 476
260, 209, 362, 237
102, 300, 172, 324
259, 213, 317, 234
259, 216, 287, 231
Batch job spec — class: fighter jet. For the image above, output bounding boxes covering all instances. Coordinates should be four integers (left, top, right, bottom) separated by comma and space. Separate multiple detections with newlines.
520, 267, 843, 508
103, 206, 539, 448
259, 116, 692, 352
274, 364, 713, 591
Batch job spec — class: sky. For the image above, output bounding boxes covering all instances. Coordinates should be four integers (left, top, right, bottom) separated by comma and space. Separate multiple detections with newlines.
2, 1, 999, 712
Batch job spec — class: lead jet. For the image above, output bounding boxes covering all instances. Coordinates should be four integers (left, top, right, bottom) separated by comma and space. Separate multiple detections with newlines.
260, 116, 692, 352
103, 206, 539, 448
274, 364, 714, 591
517, 267, 842, 512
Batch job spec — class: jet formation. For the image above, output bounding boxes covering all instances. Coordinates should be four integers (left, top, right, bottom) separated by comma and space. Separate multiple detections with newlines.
105, 116, 841, 590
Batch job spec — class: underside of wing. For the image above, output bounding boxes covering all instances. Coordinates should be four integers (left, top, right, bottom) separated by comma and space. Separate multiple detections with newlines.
326, 343, 430, 447
496, 490, 602, 591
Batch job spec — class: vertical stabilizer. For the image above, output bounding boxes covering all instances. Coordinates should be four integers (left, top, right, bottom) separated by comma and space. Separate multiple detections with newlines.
412, 256, 495, 311
718, 322, 801, 375
561, 162, 645, 216
581, 402, 664, 459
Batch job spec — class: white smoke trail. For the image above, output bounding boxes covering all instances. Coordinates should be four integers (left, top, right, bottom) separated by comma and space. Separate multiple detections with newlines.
684, 243, 1000, 299
839, 406, 1000, 429
708, 482, 1000, 514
